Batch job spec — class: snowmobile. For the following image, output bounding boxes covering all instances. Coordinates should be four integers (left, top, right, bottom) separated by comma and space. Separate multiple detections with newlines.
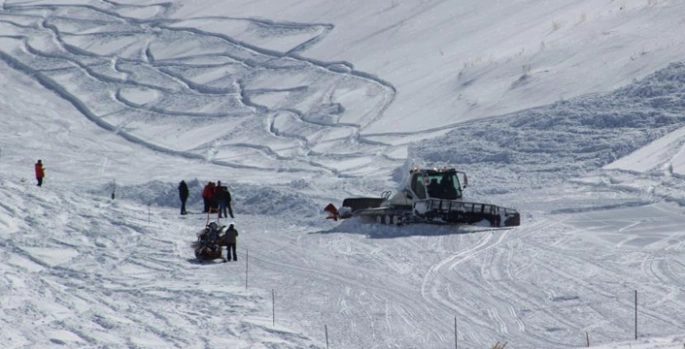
325, 166, 520, 227
192, 222, 228, 262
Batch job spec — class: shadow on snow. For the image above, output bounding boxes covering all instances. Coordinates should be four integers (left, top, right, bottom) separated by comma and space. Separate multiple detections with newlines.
311, 219, 511, 239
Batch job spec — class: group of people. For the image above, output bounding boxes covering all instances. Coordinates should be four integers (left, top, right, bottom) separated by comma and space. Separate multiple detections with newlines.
177, 180, 234, 218
33, 160, 234, 222
201, 181, 234, 219
426, 174, 459, 200
32, 160, 234, 221
179, 179, 241, 262
195, 222, 239, 262
31, 160, 240, 262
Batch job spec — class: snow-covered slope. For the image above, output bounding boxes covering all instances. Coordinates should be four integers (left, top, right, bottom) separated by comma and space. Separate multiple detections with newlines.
2, 0, 685, 348
0, 179, 322, 348
179, 0, 685, 133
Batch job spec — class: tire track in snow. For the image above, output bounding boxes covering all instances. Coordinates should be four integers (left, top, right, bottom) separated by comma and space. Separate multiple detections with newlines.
0, 186, 183, 347
519, 215, 685, 339
418, 218, 580, 347
642, 255, 683, 307
243, 230, 464, 348
39, 187, 287, 347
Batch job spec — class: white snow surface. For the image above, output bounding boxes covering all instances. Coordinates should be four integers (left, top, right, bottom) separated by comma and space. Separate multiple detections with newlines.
2, 0, 685, 348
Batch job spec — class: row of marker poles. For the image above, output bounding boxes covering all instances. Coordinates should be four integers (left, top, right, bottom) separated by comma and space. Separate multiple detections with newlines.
314, 293, 635, 349
231, 253, 653, 349
130, 183, 644, 349
14, 170, 648, 349
0, 162, 346, 349
123, 199, 646, 349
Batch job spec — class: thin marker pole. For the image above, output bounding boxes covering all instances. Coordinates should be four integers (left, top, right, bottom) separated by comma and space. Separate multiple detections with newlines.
454, 317, 458, 349
585, 331, 590, 347
634, 290, 638, 340
245, 249, 248, 290
325, 325, 329, 349
272, 289, 275, 327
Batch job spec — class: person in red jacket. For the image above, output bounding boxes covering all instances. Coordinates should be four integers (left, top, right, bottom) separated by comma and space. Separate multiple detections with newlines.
34, 159, 45, 187
201, 182, 215, 213
208, 182, 218, 213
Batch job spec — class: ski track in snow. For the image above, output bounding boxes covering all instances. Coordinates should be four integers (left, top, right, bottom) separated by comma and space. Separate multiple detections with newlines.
2, 181, 304, 347
0, 1, 398, 177
0, 179, 319, 347
7, 180, 682, 348
5, 126, 685, 347
4, 1, 685, 349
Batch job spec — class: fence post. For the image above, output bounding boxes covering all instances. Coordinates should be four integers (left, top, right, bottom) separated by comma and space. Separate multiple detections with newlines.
585, 331, 590, 347
245, 249, 248, 290
634, 290, 638, 340
454, 317, 458, 349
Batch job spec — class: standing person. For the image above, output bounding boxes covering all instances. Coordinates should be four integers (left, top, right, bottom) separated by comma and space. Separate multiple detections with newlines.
215, 181, 234, 219
34, 159, 45, 187
178, 180, 189, 215
208, 182, 217, 213
201, 181, 213, 213
215, 181, 227, 218
225, 185, 234, 219
223, 224, 238, 261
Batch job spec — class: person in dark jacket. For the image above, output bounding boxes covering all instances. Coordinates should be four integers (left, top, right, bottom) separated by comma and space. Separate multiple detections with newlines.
427, 178, 441, 198
223, 224, 238, 261
178, 180, 189, 215
34, 160, 45, 187
214, 181, 234, 219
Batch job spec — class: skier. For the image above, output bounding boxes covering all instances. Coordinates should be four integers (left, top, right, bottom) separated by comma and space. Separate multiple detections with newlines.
34, 159, 45, 187
223, 224, 238, 262
178, 180, 189, 215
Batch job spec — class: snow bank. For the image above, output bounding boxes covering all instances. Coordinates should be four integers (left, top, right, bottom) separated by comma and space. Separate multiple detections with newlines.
90, 179, 322, 218
411, 62, 685, 191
